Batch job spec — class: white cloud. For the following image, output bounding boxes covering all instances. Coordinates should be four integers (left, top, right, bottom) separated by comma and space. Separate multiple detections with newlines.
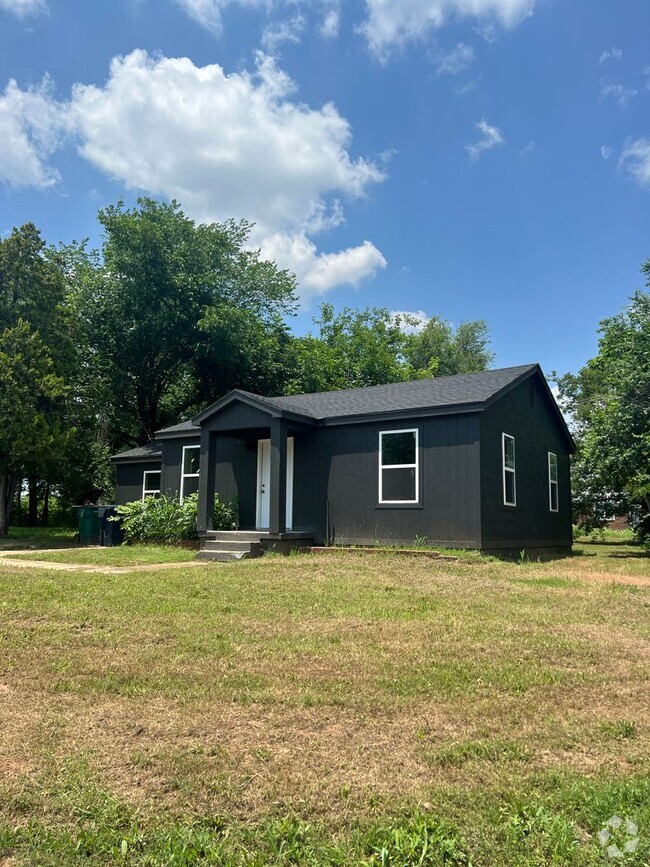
432, 42, 474, 75
0, 77, 69, 189
174, 0, 341, 40
390, 309, 429, 333
599, 80, 637, 107
600, 145, 612, 160
619, 138, 650, 187
319, 0, 339, 37
361, 0, 534, 61
519, 139, 535, 157
0, 0, 46, 17
2, 50, 386, 299
173, 0, 265, 35
455, 79, 477, 95
261, 233, 386, 295
70, 51, 384, 237
261, 13, 305, 50
599, 46, 622, 64
465, 118, 504, 160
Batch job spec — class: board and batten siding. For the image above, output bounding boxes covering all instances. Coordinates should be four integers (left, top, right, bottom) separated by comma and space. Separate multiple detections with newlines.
213, 435, 259, 529
479, 375, 572, 553
160, 436, 201, 498
295, 414, 482, 547
115, 461, 161, 505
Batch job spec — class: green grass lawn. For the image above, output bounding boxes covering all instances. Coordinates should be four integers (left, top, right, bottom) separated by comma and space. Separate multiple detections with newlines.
0, 524, 78, 549
8, 544, 199, 567
0, 546, 648, 865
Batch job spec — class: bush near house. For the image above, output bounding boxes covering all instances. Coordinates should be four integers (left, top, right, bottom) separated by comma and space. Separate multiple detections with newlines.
114, 493, 236, 544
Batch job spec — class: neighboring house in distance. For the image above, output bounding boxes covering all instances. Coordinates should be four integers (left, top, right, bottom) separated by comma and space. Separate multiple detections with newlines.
111, 364, 575, 559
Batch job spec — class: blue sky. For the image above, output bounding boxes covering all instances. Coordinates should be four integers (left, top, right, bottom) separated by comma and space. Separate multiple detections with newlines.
1, 0, 649, 379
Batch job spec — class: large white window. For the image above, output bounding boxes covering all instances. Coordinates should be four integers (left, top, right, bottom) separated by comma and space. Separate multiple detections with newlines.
142, 470, 161, 501
502, 433, 516, 507
379, 429, 419, 504
180, 445, 200, 502
548, 452, 559, 512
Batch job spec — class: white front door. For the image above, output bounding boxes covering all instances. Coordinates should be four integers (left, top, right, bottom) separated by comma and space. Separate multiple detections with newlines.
256, 437, 294, 530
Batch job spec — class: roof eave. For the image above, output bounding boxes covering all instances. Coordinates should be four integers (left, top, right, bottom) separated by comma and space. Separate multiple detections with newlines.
154, 427, 201, 440
110, 453, 163, 464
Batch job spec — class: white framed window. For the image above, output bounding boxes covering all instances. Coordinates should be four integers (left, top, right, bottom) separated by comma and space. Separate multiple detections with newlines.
379, 429, 419, 504
502, 433, 516, 507
142, 470, 161, 501
548, 452, 559, 512
180, 445, 200, 502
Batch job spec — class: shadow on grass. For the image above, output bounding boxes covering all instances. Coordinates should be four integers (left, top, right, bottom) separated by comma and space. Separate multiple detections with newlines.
0, 526, 79, 551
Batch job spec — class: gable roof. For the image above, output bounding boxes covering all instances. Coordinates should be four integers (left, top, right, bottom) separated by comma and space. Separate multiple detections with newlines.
192, 364, 542, 426
123, 364, 573, 455
241, 364, 539, 421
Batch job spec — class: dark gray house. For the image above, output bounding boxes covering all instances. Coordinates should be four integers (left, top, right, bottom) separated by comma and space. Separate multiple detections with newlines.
112, 364, 574, 558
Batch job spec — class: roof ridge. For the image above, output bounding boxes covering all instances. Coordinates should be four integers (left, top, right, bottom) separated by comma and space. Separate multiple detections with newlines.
270, 364, 538, 401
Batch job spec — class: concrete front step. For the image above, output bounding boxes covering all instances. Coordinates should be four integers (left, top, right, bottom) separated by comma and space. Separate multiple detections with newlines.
196, 548, 262, 562
201, 540, 264, 554
205, 530, 269, 543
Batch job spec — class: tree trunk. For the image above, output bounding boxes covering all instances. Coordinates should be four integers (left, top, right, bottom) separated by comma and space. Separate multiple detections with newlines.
28, 474, 38, 526
0, 474, 7, 537
42, 481, 50, 527
14, 478, 22, 524
0, 471, 19, 537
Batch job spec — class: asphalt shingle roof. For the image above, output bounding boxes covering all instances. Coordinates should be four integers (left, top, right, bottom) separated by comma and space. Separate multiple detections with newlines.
155, 420, 199, 436
235, 364, 538, 421
111, 441, 163, 462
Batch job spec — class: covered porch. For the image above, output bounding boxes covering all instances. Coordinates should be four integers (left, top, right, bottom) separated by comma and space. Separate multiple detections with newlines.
194, 393, 317, 547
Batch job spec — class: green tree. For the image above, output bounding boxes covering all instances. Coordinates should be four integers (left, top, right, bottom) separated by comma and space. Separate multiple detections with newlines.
0, 223, 68, 348
0, 321, 70, 536
404, 316, 494, 377
557, 288, 650, 540
69, 198, 297, 444
0, 223, 74, 523
286, 305, 411, 393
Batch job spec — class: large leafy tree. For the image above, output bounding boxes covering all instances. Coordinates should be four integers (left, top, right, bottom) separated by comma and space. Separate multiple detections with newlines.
557, 286, 650, 540
285, 305, 411, 393
404, 316, 494, 377
69, 198, 297, 444
0, 224, 73, 523
0, 223, 69, 350
285, 305, 494, 394
0, 321, 70, 536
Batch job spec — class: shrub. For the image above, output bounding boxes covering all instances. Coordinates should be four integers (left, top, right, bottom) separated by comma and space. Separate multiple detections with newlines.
114, 493, 236, 545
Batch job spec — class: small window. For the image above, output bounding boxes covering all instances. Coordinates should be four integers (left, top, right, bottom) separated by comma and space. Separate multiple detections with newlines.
142, 470, 161, 501
502, 433, 516, 507
548, 452, 559, 512
379, 429, 418, 504
181, 445, 200, 502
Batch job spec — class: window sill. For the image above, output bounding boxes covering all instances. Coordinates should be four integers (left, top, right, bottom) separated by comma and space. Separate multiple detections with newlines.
376, 502, 423, 510
502, 504, 517, 511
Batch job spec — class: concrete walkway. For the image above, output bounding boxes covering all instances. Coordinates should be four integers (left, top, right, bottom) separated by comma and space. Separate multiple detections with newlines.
0, 549, 210, 574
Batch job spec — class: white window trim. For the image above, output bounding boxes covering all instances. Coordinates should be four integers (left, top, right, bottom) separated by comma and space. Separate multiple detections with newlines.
378, 428, 419, 504
502, 433, 516, 507
548, 451, 559, 513
142, 469, 161, 501
180, 445, 200, 503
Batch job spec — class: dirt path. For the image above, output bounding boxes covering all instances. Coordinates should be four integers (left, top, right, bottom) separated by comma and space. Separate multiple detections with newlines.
0, 551, 212, 575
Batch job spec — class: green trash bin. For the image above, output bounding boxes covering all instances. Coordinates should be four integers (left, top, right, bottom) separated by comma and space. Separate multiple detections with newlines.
77, 506, 102, 545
